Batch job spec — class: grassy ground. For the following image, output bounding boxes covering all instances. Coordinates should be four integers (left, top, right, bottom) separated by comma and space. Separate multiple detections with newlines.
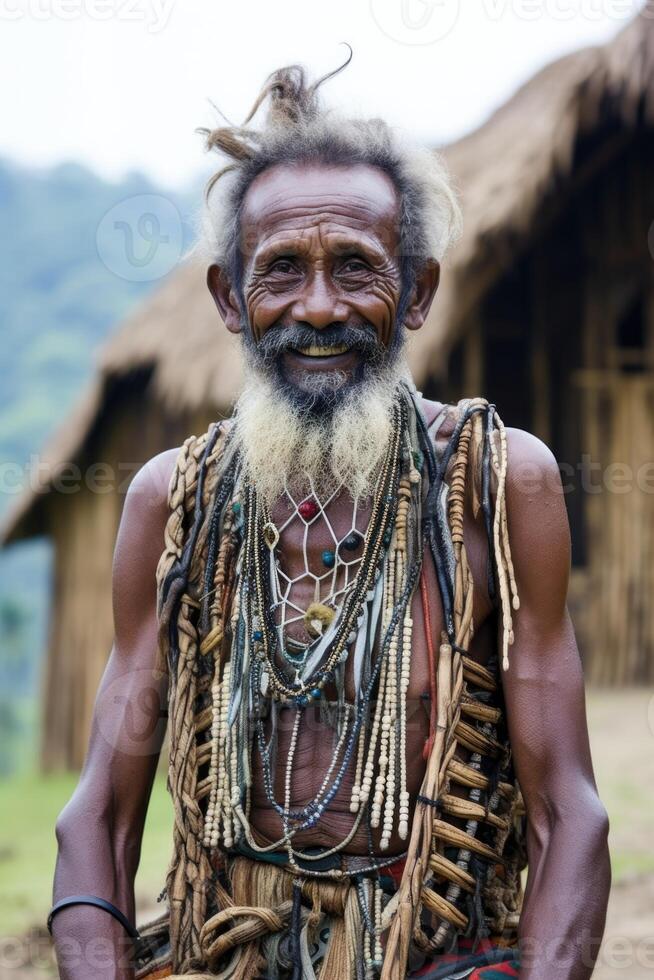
0, 771, 173, 937
586, 689, 654, 881
0, 688, 652, 975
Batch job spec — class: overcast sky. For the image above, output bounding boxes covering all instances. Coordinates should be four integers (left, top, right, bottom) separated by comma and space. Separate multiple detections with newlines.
0, 0, 647, 188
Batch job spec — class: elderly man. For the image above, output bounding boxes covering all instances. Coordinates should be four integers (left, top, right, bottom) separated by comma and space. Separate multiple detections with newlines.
51, 65, 610, 979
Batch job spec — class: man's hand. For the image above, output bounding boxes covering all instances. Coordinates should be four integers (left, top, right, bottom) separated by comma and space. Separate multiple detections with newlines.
51, 449, 177, 980
501, 428, 610, 979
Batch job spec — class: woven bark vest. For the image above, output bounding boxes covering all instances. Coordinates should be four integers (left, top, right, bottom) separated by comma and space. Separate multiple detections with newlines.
147, 394, 526, 979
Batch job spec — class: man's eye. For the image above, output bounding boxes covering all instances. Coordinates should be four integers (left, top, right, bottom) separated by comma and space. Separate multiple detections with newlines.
270, 259, 297, 275
341, 259, 368, 274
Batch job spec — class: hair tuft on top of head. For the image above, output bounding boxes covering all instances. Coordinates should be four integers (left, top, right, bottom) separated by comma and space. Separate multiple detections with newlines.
255, 64, 319, 127
199, 49, 352, 176
246, 46, 353, 128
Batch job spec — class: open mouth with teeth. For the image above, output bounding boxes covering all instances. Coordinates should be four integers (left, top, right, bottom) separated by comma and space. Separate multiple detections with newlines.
291, 344, 351, 358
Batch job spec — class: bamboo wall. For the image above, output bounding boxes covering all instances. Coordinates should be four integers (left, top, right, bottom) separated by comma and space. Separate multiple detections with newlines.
437, 127, 654, 684
574, 128, 654, 684
41, 372, 216, 771
579, 375, 654, 684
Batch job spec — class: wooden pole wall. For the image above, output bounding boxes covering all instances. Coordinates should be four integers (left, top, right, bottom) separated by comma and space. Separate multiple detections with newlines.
40, 383, 217, 771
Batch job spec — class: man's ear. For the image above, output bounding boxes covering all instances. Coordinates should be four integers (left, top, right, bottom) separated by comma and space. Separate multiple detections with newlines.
207, 264, 242, 335
403, 260, 440, 331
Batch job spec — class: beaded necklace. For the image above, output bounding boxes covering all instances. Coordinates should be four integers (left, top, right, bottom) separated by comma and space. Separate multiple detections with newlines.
203, 386, 426, 861
266, 480, 368, 672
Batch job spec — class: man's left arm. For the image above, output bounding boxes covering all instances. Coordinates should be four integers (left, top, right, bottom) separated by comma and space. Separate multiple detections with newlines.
500, 428, 610, 980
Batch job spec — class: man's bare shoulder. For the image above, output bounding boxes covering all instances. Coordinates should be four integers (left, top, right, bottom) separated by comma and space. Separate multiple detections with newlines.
112, 449, 181, 623
115, 448, 181, 560
418, 402, 565, 537
504, 426, 561, 500
503, 427, 571, 600
121, 424, 230, 534
420, 397, 559, 476
133, 447, 181, 498
123, 448, 181, 519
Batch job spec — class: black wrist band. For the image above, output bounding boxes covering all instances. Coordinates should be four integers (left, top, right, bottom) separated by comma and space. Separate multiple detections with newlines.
47, 895, 140, 940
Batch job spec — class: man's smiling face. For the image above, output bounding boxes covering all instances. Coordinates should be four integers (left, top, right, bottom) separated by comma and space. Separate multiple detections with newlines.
207, 161, 440, 412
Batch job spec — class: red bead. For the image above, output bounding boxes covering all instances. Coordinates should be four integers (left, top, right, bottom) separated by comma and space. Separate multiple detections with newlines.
298, 498, 319, 520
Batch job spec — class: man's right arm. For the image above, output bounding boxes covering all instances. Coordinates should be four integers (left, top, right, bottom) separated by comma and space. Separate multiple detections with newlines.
51, 448, 178, 980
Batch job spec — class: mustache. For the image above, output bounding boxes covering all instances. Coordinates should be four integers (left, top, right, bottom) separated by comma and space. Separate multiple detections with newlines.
252, 323, 384, 367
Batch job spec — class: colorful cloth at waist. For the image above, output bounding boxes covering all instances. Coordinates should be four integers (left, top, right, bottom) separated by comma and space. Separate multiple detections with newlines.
410, 938, 520, 978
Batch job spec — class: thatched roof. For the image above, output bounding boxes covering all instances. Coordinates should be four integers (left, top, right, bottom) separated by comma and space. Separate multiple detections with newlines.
3, 3, 654, 545
409, 0, 654, 374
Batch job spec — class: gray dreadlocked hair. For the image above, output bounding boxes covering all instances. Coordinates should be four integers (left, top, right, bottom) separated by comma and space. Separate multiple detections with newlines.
195, 57, 463, 296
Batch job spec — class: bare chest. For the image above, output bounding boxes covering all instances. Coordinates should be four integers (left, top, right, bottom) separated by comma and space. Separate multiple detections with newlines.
248, 487, 496, 854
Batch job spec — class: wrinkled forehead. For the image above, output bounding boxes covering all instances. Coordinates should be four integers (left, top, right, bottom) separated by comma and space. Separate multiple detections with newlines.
239, 162, 401, 259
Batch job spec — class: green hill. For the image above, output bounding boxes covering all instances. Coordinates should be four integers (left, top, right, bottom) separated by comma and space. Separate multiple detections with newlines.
0, 157, 198, 772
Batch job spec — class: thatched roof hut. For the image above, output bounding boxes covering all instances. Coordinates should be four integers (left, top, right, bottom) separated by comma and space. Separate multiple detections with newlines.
4, 4, 654, 768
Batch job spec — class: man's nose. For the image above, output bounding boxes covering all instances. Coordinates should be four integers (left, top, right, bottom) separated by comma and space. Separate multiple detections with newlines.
290, 272, 349, 330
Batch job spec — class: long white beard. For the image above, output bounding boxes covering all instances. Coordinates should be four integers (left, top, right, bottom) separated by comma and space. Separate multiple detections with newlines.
231, 357, 413, 506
